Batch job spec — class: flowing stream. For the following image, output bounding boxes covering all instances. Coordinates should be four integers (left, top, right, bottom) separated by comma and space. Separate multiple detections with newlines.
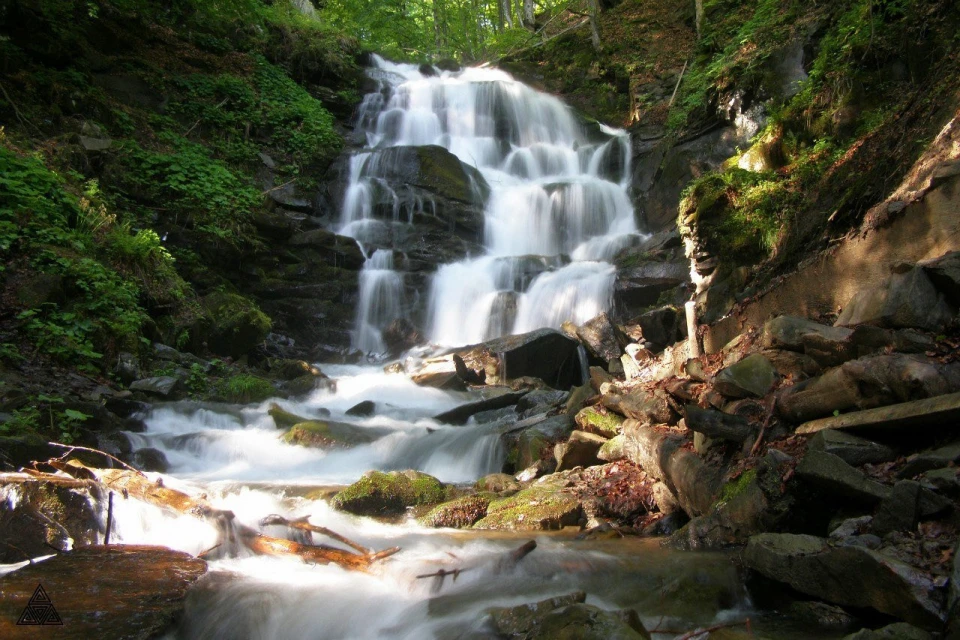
1, 60, 843, 639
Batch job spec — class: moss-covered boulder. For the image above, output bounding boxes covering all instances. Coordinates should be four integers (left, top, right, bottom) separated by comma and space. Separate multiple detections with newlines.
574, 406, 624, 438
473, 486, 583, 531
215, 374, 276, 403
475, 473, 521, 494
200, 292, 272, 359
268, 403, 311, 429
282, 420, 377, 449
332, 470, 446, 516
419, 494, 491, 528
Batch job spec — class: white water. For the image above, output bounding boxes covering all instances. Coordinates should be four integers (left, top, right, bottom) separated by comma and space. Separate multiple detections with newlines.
343, 56, 641, 354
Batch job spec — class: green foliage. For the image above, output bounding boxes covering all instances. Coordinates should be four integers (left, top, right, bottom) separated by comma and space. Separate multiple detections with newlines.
216, 373, 275, 403
0, 399, 90, 444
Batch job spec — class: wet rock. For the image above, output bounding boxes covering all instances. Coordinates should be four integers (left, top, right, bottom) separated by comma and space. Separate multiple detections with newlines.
288, 228, 365, 270
131, 447, 169, 473
283, 420, 381, 449
795, 451, 891, 505
473, 486, 582, 530
382, 318, 424, 356
683, 405, 754, 443
434, 391, 527, 425
488, 592, 587, 637
332, 470, 446, 516
526, 603, 651, 640
919, 250, 960, 307
0, 477, 101, 561
788, 601, 857, 632
459, 329, 584, 390
411, 356, 467, 391
346, 400, 376, 417
268, 403, 312, 429
515, 389, 568, 416
576, 312, 628, 362
808, 430, 897, 466
475, 473, 521, 493
419, 495, 490, 528
614, 260, 690, 320
836, 267, 953, 332
597, 434, 626, 461
555, 431, 607, 471
712, 354, 777, 398
843, 623, 933, 640
744, 533, 945, 629
129, 376, 182, 399
574, 406, 623, 438
0, 545, 206, 637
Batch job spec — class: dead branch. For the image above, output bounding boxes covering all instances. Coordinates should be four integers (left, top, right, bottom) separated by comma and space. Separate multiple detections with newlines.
259, 514, 372, 554
749, 396, 778, 457
48, 441, 147, 477
418, 540, 537, 593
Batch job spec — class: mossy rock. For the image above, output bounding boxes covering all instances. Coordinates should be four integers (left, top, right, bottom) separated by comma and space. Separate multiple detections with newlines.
419, 494, 491, 528
268, 402, 311, 429
200, 292, 272, 359
473, 486, 582, 531
574, 406, 624, 438
475, 473, 521, 494
282, 420, 377, 449
215, 374, 275, 403
332, 470, 446, 516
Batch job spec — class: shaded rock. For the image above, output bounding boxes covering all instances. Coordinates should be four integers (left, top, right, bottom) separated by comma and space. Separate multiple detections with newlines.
129, 376, 182, 398
683, 405, 754, 443
131, 447, 169, 473
919, 250, 960, 307
713, 354, 777, 398
796, 450, 891, 505
760, 348, 822, 379
503, 415, 575, 471
871, 480, 923, 536
288, 228, 365, 270
488, 592, 586, 638
614, 260, 690, 320
574, 406, 623, 438
921, 468, 960, 498
576, 312, 628, 362
808, 430, 897, 466
270, 358, 322, 381
597, 434, 626, 461
555, 431, 607, 471
199, 292, 272, 359
829, 516, 873, 539
419, 495, 490, 528
744, 533, 945, 629
283, 420, 380, 449
459, 329, 584, 390
0, 545, 206, 638
0, 477, 101, 561
762, 315, 853, 352
474, 486, 582, 530
434, 391, 527, 425
589, 365, 614, 391
346, 400, 376, 417
634, 305, 683, 350
788, 601, 857, 632
564, 382, 593, 416
899, 441, 960, 478
843, 623, 933, 640
332, 470, 446, 516
836, 267, 953, 332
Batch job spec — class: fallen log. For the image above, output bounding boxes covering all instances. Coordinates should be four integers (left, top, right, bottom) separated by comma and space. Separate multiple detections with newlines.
260, 514, 372, 554
19, 463, 401, 572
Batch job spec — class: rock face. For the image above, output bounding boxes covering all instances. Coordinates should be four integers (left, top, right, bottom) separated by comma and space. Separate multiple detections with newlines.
836, 267, 954, 332
744, 533, 945, 629
331, 470, 445, 516
0, 545, 206, 639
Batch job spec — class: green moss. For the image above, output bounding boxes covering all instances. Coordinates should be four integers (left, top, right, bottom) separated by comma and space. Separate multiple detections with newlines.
575, 406, 624, 438
282, 420, 374, 448
473, 487, 582, 531
419, 495, 491, 528
201, 292, 271, 358
332, 470, 445, 516
718, 469, 758, 505
215, 374, 275, 403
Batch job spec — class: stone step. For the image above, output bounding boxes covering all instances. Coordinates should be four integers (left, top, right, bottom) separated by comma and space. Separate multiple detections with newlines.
796, 391, 960, 435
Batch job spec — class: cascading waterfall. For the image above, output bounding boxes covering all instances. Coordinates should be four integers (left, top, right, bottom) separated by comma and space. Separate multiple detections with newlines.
340, 55, 639, 353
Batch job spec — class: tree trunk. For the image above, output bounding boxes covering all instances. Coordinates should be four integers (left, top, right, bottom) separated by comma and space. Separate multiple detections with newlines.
588, 0, 601, 50
502, 0, 513, 28
695, 0, 704, 38
522, 0, 534, 29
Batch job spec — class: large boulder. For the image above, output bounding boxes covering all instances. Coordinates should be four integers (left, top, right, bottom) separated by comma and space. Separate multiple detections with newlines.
744, 533, 945, 629
457, 328, 584, 390
331, 470, 446, 516
808, 430, 897, 466
282, 420, 381, 449
712, 354, 777, 398
795, 450, 891, 505
419, 495, 490, 528
575, 406, 624, 438
575, 312, 628, 362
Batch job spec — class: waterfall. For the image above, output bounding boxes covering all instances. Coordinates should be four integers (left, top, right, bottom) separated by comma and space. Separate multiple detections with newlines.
340, 55, 639, 352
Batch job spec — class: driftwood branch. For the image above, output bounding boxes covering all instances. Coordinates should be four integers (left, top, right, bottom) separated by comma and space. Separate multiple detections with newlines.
48, 441, 147, 477
417, 540, 537, 593
259, 514, 372, 555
